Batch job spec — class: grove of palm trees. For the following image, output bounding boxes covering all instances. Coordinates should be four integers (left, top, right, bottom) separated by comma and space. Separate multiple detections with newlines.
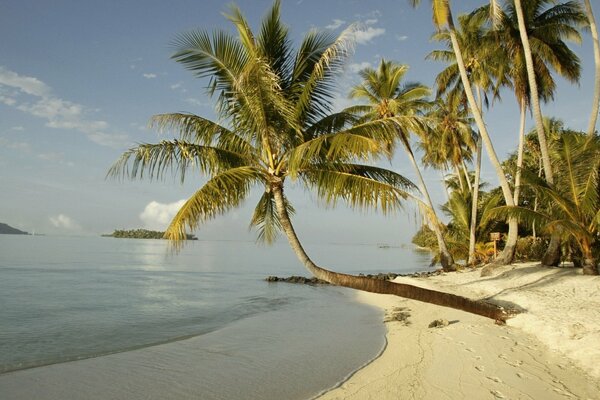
110, 0, 599, 322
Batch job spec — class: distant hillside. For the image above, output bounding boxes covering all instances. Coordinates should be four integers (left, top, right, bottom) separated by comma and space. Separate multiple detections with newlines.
102, 229, 197, 240
0, 223, 29, 235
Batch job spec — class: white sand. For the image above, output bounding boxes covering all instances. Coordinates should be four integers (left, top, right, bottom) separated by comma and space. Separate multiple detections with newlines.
319, 262, 600, 400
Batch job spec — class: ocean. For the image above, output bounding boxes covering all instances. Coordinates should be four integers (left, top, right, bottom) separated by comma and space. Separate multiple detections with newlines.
0, 235, 432, 399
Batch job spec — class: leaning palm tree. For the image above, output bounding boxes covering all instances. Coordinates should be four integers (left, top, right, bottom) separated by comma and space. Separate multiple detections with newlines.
488, 132, 600, 275
109, 2, 510, 320
348, 60, 456, 271
409, 0, 520, 265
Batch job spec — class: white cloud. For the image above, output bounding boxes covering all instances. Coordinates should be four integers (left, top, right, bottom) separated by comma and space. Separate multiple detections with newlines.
0, 66, 51, 97
143, 73, 157, 79
348, 62, 372, 73
364, 18, 378, 25
326, 19, 345, 30
49, 214, 80, 230
0, 66, 129, 148
139, 200, 186, 230
396, 35, 408, 41
170, 82, 182, 90
11, 126, 24, 131
352, 26, 385, 44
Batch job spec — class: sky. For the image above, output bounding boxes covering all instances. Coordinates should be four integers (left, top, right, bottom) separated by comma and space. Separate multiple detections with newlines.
0, 0, 595, 246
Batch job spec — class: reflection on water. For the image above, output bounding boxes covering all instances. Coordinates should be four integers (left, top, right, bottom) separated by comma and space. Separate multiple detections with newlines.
0, 236, 432, 380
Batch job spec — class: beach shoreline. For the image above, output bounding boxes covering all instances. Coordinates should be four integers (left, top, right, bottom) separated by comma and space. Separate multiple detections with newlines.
319, 262, 600, 400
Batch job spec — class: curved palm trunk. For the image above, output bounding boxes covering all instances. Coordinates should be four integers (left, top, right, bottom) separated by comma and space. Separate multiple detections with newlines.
446, 11, 517, 264
404, 143, 456, 271
513, 0, 554, 185
468, 136, 482, 265
585, 0, 600, 137
271, 181, 512, 321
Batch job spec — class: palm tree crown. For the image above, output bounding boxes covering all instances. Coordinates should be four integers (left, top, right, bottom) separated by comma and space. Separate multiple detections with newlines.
109, 2, 420, 246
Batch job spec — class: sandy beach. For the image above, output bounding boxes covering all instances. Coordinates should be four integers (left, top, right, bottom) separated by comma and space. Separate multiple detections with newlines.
319, 262, 600, 400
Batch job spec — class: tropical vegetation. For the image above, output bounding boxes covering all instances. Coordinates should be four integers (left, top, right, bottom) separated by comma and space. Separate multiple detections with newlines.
110, 0, 600, 317
109, 1, 515, 319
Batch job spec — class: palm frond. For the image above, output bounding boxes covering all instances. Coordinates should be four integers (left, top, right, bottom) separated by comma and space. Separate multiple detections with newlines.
165, 166, 266, 246
285, 118, 405, 176
301, 163, 417, 214
107, 141, 251, 183
149, 113, 255, 156
249, 189, 295, 244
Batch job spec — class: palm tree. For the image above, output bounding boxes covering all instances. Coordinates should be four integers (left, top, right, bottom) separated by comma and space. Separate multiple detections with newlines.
409, 0, 520, 265
584, 0, 600, 137
420, 95, 476, 195
509, 0, 586, 184
499, 0, 586, 265
109, 2, 510, 320
489, 132, 600, 275
348, 60, 456, 271
427, 11, 507, 265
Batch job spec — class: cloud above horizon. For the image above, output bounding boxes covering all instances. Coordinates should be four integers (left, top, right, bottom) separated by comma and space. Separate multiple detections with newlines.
49, 214, 80, 230
139, 200, 186, 230
0, 66, 129, 148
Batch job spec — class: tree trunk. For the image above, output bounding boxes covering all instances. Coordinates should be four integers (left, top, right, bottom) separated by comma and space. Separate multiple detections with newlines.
455, 164, 466, 193
497, 217, 518, 265
404, 143, 456, 271
271, 180, 513, 321
513, 0, 554, 185
581, 240, 599, 275
447, 11, 517, 264
585, 0, 600, 137
460, 160, 472, 193
468, 136, 482, 266
542, 233, 562, 266
513, 100, 526, 205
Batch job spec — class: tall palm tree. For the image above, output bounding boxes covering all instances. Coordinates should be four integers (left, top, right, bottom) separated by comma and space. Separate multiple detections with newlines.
509, 0, 586, 184
109, 2, 510, 320
584, 0, 600, 137
349, 60, 456, 271
409, 0, 520, 265
427, 10, 508, 265
500, 0, 586, 265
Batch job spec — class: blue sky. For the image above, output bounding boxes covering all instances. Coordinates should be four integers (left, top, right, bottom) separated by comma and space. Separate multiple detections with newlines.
0, 0, 595, 245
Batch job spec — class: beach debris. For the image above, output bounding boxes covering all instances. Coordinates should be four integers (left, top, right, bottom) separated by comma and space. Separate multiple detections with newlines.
428, 319, 449, 328
490, 389, 506, 398
384, 307, 412, 325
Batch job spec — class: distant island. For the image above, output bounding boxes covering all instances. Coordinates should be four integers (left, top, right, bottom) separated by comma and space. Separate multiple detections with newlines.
102, 229, 197, 240
0, 222, 29, 235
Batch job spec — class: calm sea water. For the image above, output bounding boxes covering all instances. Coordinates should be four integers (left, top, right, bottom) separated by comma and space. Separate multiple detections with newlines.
0, 235, 432, 399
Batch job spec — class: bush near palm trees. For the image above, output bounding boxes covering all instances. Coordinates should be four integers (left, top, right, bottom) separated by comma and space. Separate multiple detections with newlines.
488, 131, 600, 275
109, 2, 511, 320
